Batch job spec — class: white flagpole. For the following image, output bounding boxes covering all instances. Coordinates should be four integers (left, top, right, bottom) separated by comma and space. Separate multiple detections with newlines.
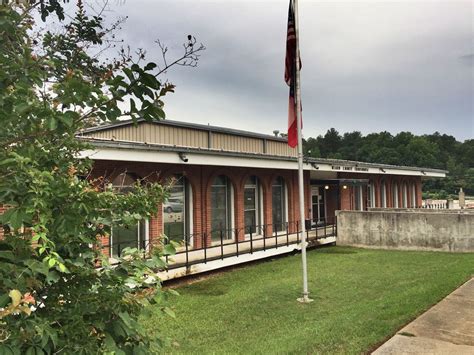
294, 0, 312, 304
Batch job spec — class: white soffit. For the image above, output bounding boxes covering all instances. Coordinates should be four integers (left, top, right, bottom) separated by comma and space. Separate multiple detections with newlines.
79, 147, 446, 178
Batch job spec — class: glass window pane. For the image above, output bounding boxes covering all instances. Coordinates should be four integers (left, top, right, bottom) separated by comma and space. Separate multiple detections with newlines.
113, 225, 137, 256
163, 176, 186, 244
211, 176, 231, 241
272, 177, 285, 232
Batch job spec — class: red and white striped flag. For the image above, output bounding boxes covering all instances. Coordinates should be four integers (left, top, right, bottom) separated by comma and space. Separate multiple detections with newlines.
285, 0, 302, 148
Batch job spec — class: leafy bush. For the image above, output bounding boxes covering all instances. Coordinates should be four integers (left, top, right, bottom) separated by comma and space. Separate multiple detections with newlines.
0, 2, 203, 353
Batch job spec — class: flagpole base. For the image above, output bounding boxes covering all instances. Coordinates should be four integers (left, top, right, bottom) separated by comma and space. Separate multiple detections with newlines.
297, 294, 314, 304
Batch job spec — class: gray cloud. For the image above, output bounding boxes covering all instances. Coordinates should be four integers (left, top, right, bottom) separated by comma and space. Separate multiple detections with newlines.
102, 0, 472, 140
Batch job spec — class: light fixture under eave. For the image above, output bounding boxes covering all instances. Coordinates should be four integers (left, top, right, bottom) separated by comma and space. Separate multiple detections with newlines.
310, 162, 319, 170
380, 168, 386, 173
178, 152, 188, 163
342, 185, 348, 189
324, 185, 329, 190
421, 171, 426, 175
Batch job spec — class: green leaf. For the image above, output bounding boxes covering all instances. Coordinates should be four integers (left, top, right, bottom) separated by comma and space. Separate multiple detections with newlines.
0, 251, 15, 261
144, 62, 157, 71
48, 258, 56, 268
0, 293, 10, 307
163, 244, 176, 256
48, 116, 57, 130
163, 306, 175, 318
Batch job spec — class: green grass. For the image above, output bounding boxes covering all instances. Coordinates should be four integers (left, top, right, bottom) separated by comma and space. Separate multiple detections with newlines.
143, 246, 474, 354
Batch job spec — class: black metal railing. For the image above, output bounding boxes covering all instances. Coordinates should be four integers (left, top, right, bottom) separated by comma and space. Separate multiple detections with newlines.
101, 216, 337, 270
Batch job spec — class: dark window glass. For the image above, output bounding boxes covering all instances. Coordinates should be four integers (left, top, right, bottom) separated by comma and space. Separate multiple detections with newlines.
163, 175, 191, 245
244, 176, 261, 235
272, 177, 286, 232
110, 173, 148, 256
211, 176, 232, 241
112, 220, 147, 257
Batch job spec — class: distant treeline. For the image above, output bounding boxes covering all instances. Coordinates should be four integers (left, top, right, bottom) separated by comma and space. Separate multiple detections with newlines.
303, 129, 474, 197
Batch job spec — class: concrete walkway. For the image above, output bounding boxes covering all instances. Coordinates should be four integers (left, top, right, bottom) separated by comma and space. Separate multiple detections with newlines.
373, 278, 474, 354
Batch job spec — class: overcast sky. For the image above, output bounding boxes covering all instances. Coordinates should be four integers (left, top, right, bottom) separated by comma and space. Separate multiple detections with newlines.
97, 0, 472, 140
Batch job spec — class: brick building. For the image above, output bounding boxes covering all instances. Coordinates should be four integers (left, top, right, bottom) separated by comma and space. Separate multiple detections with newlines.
76, 119, 446, 266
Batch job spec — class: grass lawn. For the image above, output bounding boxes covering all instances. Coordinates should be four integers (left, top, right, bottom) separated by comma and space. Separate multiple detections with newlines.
143, 246, 474, 354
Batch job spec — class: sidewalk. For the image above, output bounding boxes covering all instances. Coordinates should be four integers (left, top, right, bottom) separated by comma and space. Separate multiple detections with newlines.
373, 277, 474, 354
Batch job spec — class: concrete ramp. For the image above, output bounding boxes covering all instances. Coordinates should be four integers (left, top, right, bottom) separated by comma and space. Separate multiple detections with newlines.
373, 278, 474, 354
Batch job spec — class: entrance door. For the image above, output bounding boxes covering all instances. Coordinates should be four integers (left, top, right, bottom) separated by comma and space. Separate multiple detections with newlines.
311, 186, 326, 225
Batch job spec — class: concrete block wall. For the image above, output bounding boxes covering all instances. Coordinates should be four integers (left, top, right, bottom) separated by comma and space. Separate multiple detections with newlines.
336, 210, 474, 252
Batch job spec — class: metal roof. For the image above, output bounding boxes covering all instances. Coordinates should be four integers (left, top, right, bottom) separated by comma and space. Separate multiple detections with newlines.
78, 118, 289, 142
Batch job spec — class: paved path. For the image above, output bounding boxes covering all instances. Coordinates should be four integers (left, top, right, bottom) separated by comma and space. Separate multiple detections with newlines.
373, 277, 474, 355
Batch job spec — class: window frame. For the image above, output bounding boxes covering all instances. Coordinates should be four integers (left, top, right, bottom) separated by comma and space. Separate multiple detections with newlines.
162, 175, 194, 248
272, 177, 288, 233
210, 175, 234, 242
244, 176, 263, 237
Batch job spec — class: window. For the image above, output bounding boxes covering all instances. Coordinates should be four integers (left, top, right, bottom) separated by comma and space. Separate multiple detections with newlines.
380, 181, 387, 208
211, 175, 233, 241
411, 183, 417, 208
244, 176, 263, 236
272, 177, 288, 232
354, 185, 364, 211
367, 182, 376, 208
392, 182, 399, 208
111, 221, 148, 257
402, 183, 408, 208
163, 175, 193, 245
311, 186, 326, 224
110, 173, 148, 257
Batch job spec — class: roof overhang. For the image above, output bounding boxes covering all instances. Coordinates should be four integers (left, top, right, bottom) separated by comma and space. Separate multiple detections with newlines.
310, 179, 369, 186
78, 138, 447, 178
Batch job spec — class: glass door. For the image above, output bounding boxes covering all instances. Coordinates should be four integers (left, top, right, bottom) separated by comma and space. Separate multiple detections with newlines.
311, 186, 326, 225
244, 177, 259, 235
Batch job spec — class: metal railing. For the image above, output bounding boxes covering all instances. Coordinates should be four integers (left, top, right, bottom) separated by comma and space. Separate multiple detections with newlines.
422, 202, 448, 209
101, 216, 337, 271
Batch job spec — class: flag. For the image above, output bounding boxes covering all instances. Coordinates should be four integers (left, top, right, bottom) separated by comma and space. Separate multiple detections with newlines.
285, 0, 301, 148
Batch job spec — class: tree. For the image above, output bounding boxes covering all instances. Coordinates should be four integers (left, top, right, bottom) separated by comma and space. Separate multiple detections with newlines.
320, 128, 341, 158
0, 1, 204, 353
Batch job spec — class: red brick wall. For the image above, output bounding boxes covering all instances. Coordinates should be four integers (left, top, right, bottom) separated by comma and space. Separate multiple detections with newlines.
89, 161, 311, 249
337, 173, 422, 210
87, 161, 425, 252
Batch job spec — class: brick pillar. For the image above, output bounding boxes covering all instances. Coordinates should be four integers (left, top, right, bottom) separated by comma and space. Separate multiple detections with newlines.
340, 186, 351, 210
263, 179, 273, 237
149, 205, 162, 247
191, 176, 203, 249
234, 180, 245, 242
416, 178, 423, 208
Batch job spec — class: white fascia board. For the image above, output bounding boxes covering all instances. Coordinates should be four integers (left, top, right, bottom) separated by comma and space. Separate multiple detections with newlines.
79, 147, 446, 178
80, 147, 301, 170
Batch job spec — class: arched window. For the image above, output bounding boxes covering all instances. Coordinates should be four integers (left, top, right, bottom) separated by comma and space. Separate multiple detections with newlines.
111, 173, 148, 257
392, 182, 399, 208
211, 175, 234, 241
380, 180, 387, 208
354, 185, 364, 211
367, 182, 376, 208
402, 183, 408, 208
244, 176, 263, 236
411, 183, 417, 208
112, 172, 140, 193
272, 177, 288, 232
163, 175, 193, 245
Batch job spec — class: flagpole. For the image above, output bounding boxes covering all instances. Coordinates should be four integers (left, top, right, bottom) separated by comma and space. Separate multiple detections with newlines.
294, 0, 312, 304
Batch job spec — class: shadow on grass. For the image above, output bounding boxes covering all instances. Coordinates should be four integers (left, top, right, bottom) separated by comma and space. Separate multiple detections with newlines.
312, 247, 358, 255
